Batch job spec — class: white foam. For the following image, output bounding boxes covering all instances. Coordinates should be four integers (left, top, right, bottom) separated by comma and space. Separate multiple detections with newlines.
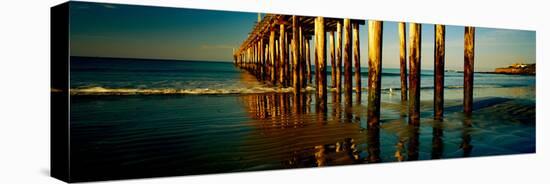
70, 86, 296, 95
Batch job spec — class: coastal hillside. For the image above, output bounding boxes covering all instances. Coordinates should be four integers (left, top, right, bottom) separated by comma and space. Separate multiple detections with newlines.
495, 63, 535, 75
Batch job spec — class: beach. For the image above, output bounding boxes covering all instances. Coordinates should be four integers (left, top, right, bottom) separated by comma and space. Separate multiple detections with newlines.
69, 56, 535, 181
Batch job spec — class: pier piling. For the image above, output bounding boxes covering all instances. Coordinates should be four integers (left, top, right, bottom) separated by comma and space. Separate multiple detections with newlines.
335, 21, 342, 93
353, 22, 361, 102
434, 24, 445, 120
285, 32, 290, 86
292, 15, 301, 95
276, 40, 280, 82
408, 23, 421, 125
279, 24, 286, 86
464, 27, 475, 115
270, 28, 277, 85
299, 26, 306, 88
343, 19, 352, 104
398, 22, 408, 102
367, 20, 383, 128
314, 18, 320, 88
316, 16, 327, 110
306, 39, 311, 86
330, 31, 336, 89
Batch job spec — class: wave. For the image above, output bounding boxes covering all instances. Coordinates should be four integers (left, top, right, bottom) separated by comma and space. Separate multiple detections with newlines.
71, 67, 238, 74
71, 83, 530, 96
70, 86, 317, 95
318, 72, 432, 77
377, 84, 511, 91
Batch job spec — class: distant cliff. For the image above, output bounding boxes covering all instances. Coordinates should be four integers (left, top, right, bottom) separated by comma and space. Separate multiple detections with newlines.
494, 63, 535, 75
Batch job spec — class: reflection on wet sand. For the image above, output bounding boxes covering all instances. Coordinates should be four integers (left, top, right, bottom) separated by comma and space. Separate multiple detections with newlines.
394, 140, 405, 161
432, 121, 444, 159
237, 90, 532, 168
461, 117, 473, 157
331, 91, 341, 124
241, 92, 419, 164
407, 126, 420, 161
240, 91, 368, 167
366, 127, 381, 163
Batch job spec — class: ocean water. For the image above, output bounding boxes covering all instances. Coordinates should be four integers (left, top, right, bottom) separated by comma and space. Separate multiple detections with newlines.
69, 56, 535, 182
70, 57, 293, 95
70, 56, 535, 96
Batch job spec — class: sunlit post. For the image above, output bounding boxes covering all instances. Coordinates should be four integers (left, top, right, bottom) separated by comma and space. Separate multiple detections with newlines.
464, 26, 475, 115
408, 23, 421, 125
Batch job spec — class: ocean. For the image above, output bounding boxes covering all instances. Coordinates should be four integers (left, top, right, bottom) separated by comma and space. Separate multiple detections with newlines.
69, 56, 536, 181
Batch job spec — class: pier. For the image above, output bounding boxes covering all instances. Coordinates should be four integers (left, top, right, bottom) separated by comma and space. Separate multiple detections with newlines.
234, 14, 476, 125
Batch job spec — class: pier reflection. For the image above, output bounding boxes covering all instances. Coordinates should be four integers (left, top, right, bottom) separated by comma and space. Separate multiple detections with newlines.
406, 126, 420, 161
432, 121, 444, 159
461, 116, 473, 157
237, 91, 481, 168
239, 92, 374, 166
366, 126, 381, 163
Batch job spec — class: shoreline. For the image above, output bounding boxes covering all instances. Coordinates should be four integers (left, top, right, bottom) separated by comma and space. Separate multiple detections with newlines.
454, 70, 536, 76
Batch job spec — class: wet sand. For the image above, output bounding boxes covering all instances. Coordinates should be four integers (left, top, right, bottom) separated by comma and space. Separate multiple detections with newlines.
69, 84, 535, 181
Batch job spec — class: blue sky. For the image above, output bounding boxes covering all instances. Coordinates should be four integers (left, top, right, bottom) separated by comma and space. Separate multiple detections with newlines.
70, 2, 536, 71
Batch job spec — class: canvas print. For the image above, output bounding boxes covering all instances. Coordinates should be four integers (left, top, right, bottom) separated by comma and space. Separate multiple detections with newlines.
51, 1, 536, 182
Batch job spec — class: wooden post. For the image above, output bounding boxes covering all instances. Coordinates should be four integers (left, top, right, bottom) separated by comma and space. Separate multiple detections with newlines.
253, 44, 256, 75
343, 19, 352, 104
248, 47, 250, 70
434, 24, 445, 120
257, 41, 261, 78
279, 24, 286, 86
260, 37, 265, 81
255, 42, 258, 76
289, 42, 293, 85
286, 32, 291, 86
303, 35, 308, 87
259, 41, 262, 78
330, 31, 336, 89
255, 42, 258, 78
270, 28, 277, 85
254, 45, 257, 73
251, 46, 253, 71
464, 27, 475, 115
275, 39, 279, 78
259, 42, 262, 78
335, 21, 342, 93
314, 18, 320, 88
353, 22, 361, 102
408, 23, 421, 125
265, 45, 269, 80
299, 26, 306, 88
317, 16, 327, 110
306, 39, 311, 86
367, 20, 383, 128
292, 16, 301, 95
398, 22, 407, 101
258, 42, 261, 76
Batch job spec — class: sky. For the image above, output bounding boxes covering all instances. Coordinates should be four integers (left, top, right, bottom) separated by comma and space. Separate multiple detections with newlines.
69, 2, 536, 71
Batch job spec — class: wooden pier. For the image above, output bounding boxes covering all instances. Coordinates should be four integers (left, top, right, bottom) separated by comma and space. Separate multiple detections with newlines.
234, 14, 476, 125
